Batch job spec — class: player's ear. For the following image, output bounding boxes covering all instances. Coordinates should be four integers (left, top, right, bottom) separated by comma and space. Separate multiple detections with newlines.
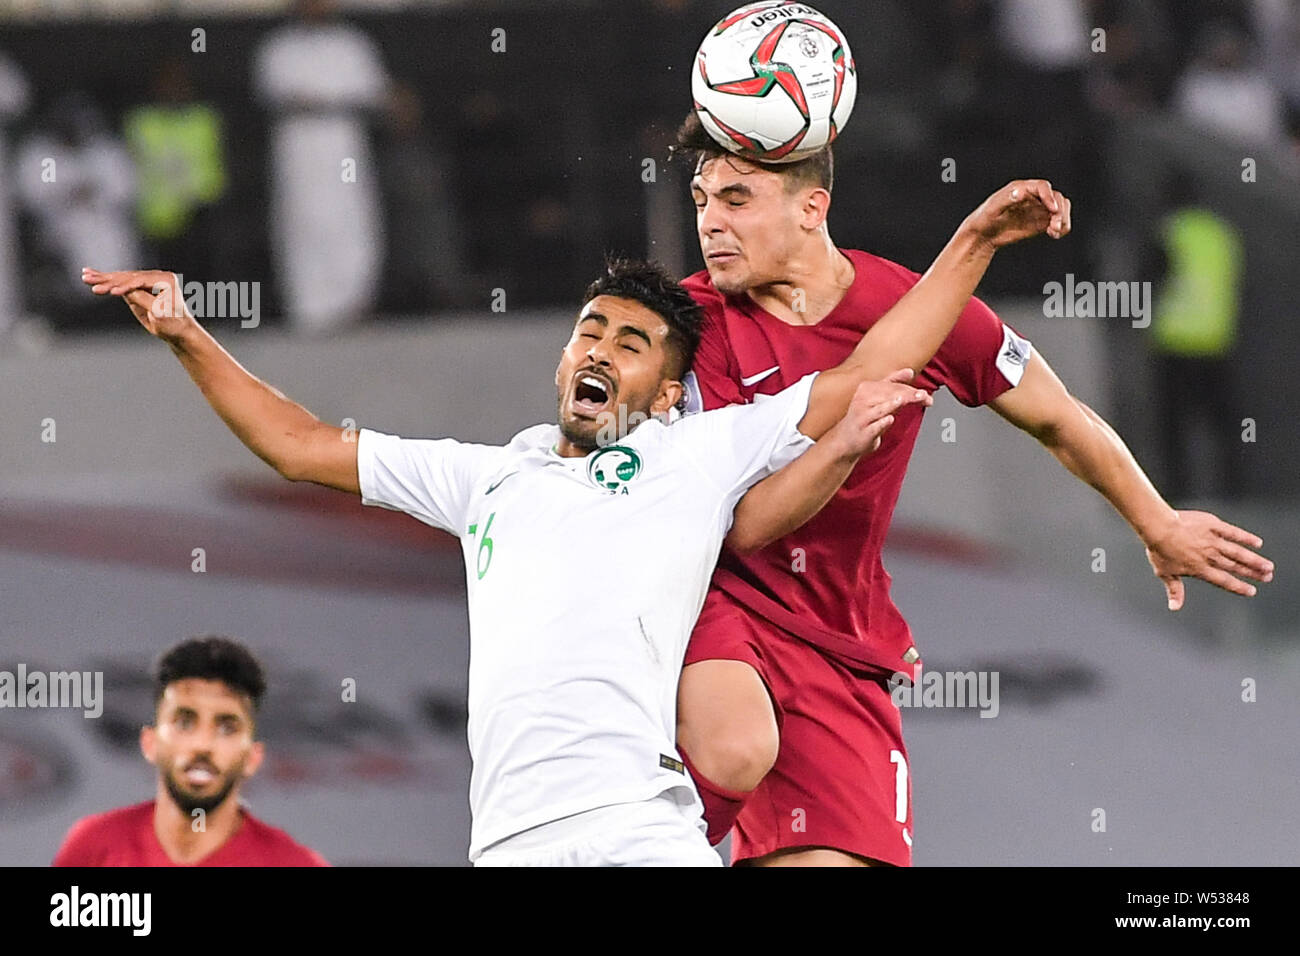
801, 187, 831, 231
651, 378, 684, 418
140, 725, 157, 766
244, 740, 266, 779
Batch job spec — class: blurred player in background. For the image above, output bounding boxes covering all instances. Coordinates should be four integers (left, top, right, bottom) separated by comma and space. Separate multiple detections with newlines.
79, 182, 1058, 864
53, 635, 328, 867
668, 114, 1275, 867
253, 0, 390, 334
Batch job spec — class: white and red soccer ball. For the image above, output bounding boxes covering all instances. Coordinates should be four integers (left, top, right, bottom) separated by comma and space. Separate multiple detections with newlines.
692, 2, 857, 164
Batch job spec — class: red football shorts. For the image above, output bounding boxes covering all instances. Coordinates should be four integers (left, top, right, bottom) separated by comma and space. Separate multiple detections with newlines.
684, 586, 914, 866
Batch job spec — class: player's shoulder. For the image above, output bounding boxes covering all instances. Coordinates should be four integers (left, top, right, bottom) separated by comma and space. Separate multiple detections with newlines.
54, 801, 153, 865
683, 268, 742, 321
504, 423, 560, 456
239, 811, 330, 866
67, 800, 153, 838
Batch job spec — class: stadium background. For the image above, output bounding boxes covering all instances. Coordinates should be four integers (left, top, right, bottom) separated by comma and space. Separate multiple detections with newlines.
0, 0, 1297, 865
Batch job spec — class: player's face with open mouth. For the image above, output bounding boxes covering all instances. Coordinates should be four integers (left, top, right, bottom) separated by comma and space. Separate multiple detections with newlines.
144, 678, 263, 814
691, 155, 805, 294
555, 295, 680, 452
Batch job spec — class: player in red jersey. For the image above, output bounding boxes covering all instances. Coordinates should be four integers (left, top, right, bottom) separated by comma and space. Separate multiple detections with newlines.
53, 635, 328, 867
668, 114, 1276, 867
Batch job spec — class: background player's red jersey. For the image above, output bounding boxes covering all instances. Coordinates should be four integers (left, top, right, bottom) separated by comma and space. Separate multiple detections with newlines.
682, 248, 1032, 676
52, 801, 329, 867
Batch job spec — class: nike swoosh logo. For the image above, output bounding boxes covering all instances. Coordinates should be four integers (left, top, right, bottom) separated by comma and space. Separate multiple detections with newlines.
740, 365, 780, 387
485, 472, 519, 495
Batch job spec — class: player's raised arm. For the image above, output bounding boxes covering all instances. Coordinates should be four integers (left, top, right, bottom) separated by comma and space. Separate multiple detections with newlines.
988, 349, 1274, 609
83, 268, 359, 493
796, 180, 1069, 440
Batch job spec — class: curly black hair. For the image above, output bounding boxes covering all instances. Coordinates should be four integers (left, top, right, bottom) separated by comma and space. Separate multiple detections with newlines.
153, 635, 267, 713
582, 256, 703, 380
669, 109, 834, 194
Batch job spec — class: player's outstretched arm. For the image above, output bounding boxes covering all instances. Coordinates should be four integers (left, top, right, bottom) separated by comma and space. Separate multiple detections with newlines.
988, 350, 1274, 609
83, 268, 360, 494
798, 180, 1069, 440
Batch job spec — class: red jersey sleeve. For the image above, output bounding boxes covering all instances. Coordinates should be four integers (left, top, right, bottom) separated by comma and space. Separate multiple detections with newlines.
922, 290, 1032, 407
683, 273, 745, 412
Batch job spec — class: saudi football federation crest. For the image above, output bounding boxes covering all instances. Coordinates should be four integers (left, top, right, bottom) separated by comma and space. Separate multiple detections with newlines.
587, 445, 643, 495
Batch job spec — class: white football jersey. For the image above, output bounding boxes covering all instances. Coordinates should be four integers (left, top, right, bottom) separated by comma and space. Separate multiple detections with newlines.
357, 373, 817, 860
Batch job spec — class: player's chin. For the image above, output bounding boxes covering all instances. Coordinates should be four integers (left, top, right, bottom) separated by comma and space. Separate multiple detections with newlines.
558, 414, 601, 451
706, 262, 751, 295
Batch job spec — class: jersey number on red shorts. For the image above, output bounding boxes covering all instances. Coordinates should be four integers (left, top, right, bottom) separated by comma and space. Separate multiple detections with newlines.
889, 750, 909, 824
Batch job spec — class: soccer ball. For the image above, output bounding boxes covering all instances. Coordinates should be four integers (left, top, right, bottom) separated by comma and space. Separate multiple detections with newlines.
692, 2, 857, 164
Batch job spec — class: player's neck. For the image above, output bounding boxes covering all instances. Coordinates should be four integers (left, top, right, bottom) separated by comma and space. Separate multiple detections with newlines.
746, 239, 854, 326
553, 437, 591, 458
152, 785, 245, 864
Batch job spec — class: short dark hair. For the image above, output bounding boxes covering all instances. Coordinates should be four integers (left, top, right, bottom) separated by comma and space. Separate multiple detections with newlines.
670, 110, 833, 194
582, 256, 703, 379
153, 636, 267, 713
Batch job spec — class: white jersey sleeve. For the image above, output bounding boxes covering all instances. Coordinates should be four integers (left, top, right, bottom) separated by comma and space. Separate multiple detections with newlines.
671, 371, 818, 496
356, 428, 506, 535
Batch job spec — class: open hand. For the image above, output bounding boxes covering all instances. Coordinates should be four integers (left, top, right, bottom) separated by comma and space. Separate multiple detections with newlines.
1144, 510, 1274, 610
82, 268, 194, 342
825, 369, 933, 461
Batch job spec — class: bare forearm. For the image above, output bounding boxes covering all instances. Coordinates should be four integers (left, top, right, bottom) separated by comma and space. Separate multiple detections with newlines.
727, 438, 858, 553
799, 178, 1067, 439
1041, 400, 1177, 544
846, 226, 993, 380
167, 321, 325, 478
801, 226, 992, 439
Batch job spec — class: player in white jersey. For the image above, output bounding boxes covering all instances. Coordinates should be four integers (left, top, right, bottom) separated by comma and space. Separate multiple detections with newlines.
83, 180, 1067, 864
360, 330, 826, 861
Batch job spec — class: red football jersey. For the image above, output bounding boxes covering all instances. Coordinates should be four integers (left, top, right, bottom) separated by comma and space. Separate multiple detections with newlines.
52, 801, 330, 867
683, 248, 1031, 676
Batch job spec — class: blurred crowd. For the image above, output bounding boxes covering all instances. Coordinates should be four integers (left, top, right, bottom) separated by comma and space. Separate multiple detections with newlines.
0, 0, 1296, 351
0, 0, 466, 346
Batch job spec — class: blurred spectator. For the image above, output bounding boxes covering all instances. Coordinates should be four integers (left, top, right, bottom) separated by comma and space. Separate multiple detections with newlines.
0, 51, 30, 348
1085, 0, 1176, 113
991, 0, 1090, 125
253, 0, 390, 333
1253, 0, 1300, 168
1173, 19, 1285, 146
377, 83, 464, 313
124, 56, 227, 278
15, 92, 140, 318
995, 0, 1090, 78
1148, 171, 1246, 500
